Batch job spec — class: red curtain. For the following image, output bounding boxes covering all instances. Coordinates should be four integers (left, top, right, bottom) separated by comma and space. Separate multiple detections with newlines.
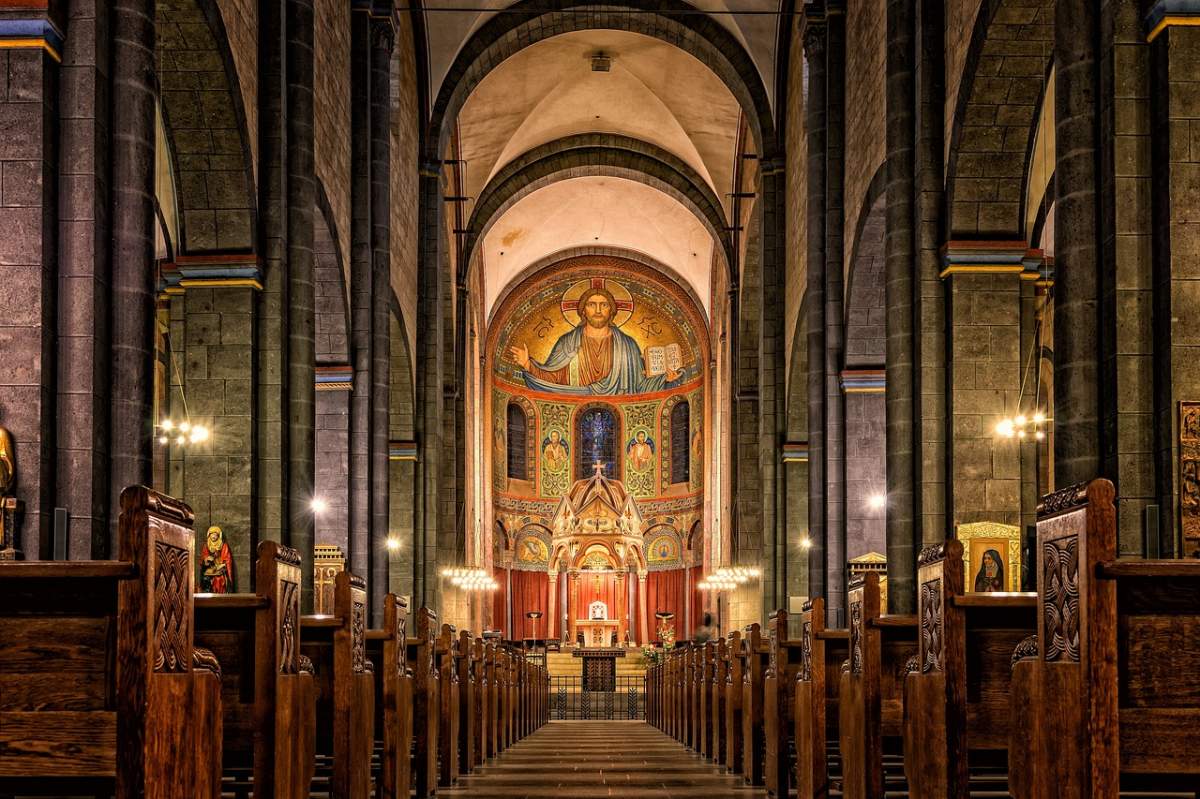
509, 569, 550, 640
577, 572, 619, 622
689, 566, 705, 631
492, 567, 508, 636
643, 568, 687, 642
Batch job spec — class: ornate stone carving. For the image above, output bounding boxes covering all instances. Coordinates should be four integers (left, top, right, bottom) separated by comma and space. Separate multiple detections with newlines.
920, 578, 943, 674
279, 579, 300, 673
154, 540, 190, 673
1042, 535, 1080, 662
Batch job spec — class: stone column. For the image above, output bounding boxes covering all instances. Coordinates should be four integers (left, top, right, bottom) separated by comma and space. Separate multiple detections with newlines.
823, 4, 847, 626
1149, 9, 1200, 556
1053, 0, 1104, 487
915, 0, 947, 545
760, 160, 787, 616
547, 569, 557, 640
286, 0, 316, 604
348, 7, 371, 589
58, 0, 111, 558
369, 12, 394, 625
616, 572, 626, 644
627, 568, 636, 644
109, 0, 156, 541
0, 25, 57, 556
256, 0, 288, 549
884, 0, 916, 613
637, 572, 648, 644
568, 571, 580, 643
802, 12, 828, 608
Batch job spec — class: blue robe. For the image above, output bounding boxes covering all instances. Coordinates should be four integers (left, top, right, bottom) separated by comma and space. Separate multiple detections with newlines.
521, 325, 682, 395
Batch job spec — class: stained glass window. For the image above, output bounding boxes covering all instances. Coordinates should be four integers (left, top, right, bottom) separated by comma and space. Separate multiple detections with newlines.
577, 406, 617, 480
670, 401, 690, 484
507, 402, 528, 480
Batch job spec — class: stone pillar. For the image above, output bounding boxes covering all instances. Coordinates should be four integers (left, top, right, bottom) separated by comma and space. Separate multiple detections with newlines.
58, 0, 111, 558
348, 7, 371, 589
568, 571, 580, 643
286, 0, 316, 604
369, 12, 394, 626
760, 160, 787, 616
824, 4, 847, 626
256, 0, 288, 550
0, 25, 57, 556
802, 12, 828, 608
627, 568, 636, 644
414, 166, 445, 608
1149, 9, 1200, 556
547, 569, 557, 640
109, 0, 156, 541
943, 243, 1025, 528
637, 572, 648, 644
1053, 0, 1105, 487
914, 0, 948, 546
616, 572, 626, 644
884, 0, 916, 613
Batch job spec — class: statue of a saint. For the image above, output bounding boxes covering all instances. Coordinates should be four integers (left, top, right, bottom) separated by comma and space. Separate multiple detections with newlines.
199, 525, 236, 593
0, 425, 13, 497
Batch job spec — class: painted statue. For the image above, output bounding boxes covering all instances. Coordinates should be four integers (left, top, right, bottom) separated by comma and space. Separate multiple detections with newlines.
509, 283, 682, 395
0, 425, 13, 497
973, 548, 1004, 593
200, 525, 236, 594
542, 431, 568, 472
626, 430, 655, 472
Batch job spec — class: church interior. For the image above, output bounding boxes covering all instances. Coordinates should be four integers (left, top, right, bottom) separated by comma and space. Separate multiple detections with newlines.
3, 0, 1200, 796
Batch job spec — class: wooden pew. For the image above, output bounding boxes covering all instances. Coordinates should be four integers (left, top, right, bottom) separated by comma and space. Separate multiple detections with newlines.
302, 571, 374, 798
367, 593, 412, 799
456, 630, 476, 775
741, 623, 771, 785
194, 540, 317, 799
710, 637, 728, 765
469, 636, 489, 768
0, 485, 217, 798
483, 639, 500, 757
764, 609, 805, 797
409, 607, 440, 797
436, 624, 460, 787
1010, 478, 1200, 798
903, 540, 1037, 799
794, 598, 849, 799
723, 630, 745, 774
839, 572, 917, 799
699, 642, 714, 759
690, 644, 704, 751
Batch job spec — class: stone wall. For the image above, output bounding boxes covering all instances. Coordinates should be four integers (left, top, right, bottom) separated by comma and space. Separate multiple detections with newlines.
844, 391, 886, 557
844, 0, 886, 278
785, 14, 807, 392
214, 0, 257, 177
391, 14, 420, 374
314, 0, 351, 276
944, 0, 983, 166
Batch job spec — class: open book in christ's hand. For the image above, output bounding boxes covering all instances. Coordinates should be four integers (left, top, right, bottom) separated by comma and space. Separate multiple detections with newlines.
645, 343, 683, 377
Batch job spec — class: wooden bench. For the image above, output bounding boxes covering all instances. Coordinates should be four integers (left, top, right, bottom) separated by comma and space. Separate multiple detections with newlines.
1009, 478, 1200, 798
741, 623, 771, 784
839, 572, 917, 799
436, 624, 460, 787
903, 540, 1037, 799
409, 607, 440, 797
366, 593, 412, 799
698, 642, 715, 759
455, 630, 476, 776
794, 598, 849, 799
710, 637, 728, 765
763, 609, 805, 797
194, 540, 318, 799
302, 570, 374, 798
0, 484, 220, 798
724, 630, 745, 774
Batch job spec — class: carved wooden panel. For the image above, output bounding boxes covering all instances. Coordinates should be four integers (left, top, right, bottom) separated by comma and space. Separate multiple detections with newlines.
279, 579, 300, 673
849, 599, 864, 675
395, 605, 409, 675
352, 600, 367, 673
920, 578, 943, 674
799, 620, 813, 682
1181, 402, 1200, 549
1042, 531, 1080, 663
154, 540, 190, 673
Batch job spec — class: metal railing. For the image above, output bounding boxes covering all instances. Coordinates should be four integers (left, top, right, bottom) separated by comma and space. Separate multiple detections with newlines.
549, 675, 644, 720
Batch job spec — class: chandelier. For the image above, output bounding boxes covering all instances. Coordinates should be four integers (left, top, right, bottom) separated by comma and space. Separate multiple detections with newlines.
994, 286, 1052, 443
697, 566, 761, 592
441, 567, 499, 592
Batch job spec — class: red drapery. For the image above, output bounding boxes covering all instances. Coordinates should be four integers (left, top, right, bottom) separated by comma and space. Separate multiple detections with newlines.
688, 566, 705, 630
643, 568, 687, 642
509, 569, 550, 640
576, 571, 620, 622
492, 567, 508, 636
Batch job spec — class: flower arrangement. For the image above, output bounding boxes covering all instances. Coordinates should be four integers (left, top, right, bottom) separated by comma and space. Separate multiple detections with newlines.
638, 645, 665, 667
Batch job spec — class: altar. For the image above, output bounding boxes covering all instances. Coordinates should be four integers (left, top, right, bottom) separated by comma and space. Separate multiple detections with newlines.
577, 600, 620, 647
572, 646, 626, 691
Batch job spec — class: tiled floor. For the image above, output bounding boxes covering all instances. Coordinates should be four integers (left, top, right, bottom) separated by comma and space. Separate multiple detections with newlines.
440, 721, 769, 798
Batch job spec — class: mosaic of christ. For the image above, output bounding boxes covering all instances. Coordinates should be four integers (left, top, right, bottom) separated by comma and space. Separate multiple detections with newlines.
496, 270, 703, 397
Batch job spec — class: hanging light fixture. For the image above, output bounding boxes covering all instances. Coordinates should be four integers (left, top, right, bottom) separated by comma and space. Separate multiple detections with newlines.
156, 343, 211, 448
994, 287, 1052, 443
441, 567, 499, 592
697, 566, 762, 592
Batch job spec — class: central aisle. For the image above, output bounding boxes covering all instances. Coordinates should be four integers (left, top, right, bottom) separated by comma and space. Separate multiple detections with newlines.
440, 720, 769, 798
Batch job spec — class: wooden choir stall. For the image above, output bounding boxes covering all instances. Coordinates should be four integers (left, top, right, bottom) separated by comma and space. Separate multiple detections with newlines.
0, 484, 549, 799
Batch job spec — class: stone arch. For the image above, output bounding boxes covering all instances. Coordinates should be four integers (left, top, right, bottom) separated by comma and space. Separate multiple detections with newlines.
946, 0, 1054, 239
315, 185, 349, 364
156, 0, 256, 254
461, 135, 735, 282
426, 0, 778, 163
844, 172, 887, 368
786, 296, 808, 441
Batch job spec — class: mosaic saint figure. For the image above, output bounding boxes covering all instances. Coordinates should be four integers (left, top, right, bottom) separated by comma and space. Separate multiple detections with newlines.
626, 430, 655, 472
542, 430, 568, 472
200, 525, 236, 594
973, 548, 1004, 593
509, 286, 682, 395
